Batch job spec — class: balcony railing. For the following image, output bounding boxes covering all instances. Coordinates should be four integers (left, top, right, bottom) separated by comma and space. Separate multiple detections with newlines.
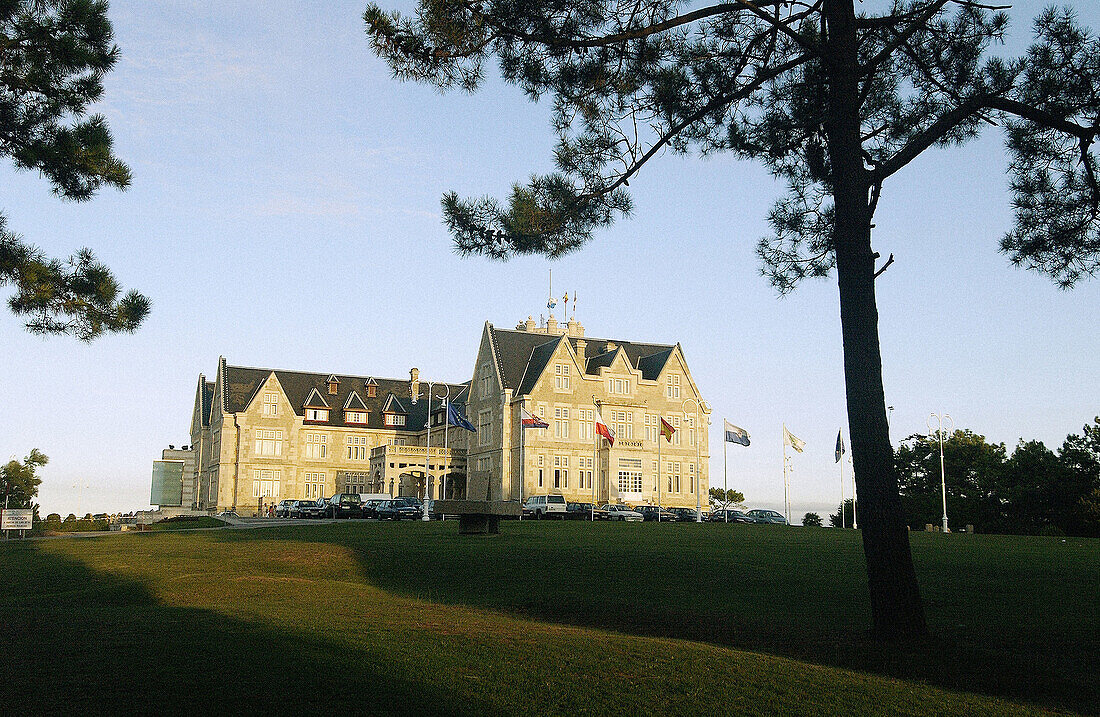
370, 445, 468, 460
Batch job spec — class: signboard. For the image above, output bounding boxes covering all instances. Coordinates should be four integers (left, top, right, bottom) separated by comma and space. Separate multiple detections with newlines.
1, 509, 33, 530
617, 439, 644, 450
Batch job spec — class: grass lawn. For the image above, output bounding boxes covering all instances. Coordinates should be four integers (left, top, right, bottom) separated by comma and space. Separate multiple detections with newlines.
1, 522, 1095, 715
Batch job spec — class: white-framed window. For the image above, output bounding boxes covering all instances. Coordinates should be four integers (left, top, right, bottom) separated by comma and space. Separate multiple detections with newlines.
253, 429, 284, 457
306, 408, 329, 422
644, 414, 658, 442
555, 363, 571, 391
252, 468, 281, 497
674, 462, 682, 493
672, 416, 682, 446
304, 433, 328, 459
611, 411, 633, 439
343, 471, 368, 494
577, 409, 593, 441
579, 456, 593, 489
554, 407, 569, 439
538, 468, 544, 488
689, 463, 696, 493
347, 435, 368, 460
667, 374, 681, 399
345, 411, 367, 425
384, 413, 406, 427
478, 410, 492, 446
477, 456, 490, 472
537, 455, 544, 467
608, 378, 631, 395
666, 462, 674, 492
618, 459, 642, 495
304, 472, 325, 498
686, 415, 696, 446
262, 392, 278, 416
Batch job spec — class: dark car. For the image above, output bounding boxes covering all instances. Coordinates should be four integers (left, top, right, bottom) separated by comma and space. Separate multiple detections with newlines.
746, 509, 788, 525
668, 507, 702, 522
635, 505, 678, 522
360, 498, 387, 519
326, 493, 363, 519
709, 509, 753, 523
274, 499, 295, 518
297, 498, 327, 519
376, 498, 423, 520
565, 502, 608, 520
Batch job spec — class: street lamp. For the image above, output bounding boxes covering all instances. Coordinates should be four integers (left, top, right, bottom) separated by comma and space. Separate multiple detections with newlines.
681, 398, 709, 522
927, 412, 953, 533
412, 379, 451, 522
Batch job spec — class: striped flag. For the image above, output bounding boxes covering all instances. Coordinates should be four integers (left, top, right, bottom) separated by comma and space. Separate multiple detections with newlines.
660, 417, 675, 442
595, 409, 616, 447
724, 420, 750, 446
520, 408, 548, 429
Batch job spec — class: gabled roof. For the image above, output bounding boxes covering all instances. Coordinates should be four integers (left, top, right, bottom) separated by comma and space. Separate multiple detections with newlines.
303, 388, 330, 409
344, 391, 368, 411
382, 394, 407, 414
486, 324, 677, 396
326, 374, 340, 384
221, 363, 468, 431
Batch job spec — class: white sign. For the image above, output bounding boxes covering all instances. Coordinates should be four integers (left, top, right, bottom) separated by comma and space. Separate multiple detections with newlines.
1, 509, 33, 530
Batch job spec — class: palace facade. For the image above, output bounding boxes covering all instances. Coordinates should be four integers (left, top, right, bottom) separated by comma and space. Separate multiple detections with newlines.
169, 317, 710, 513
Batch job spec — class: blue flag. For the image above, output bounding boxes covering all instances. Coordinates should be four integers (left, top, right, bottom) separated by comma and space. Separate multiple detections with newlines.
447, 402, 476, 432
724, 420, 750, 446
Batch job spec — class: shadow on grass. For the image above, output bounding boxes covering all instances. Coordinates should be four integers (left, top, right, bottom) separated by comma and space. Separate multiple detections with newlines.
248, 521, 1099, 715
0, 540, 503, 716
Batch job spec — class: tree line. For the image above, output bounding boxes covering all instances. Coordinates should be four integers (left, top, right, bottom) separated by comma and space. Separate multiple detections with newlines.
829, 418, 1100, 537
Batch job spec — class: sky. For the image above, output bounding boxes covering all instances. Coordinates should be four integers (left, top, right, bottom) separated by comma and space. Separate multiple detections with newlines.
1, 1, 1097, 521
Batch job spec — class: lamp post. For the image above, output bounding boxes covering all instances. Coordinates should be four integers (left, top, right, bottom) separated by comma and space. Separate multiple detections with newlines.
927, 412, 953, 533
411, 379, 450, 522
681, 398, 708, 522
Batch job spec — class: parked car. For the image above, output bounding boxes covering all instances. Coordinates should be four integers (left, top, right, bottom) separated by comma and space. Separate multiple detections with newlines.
326, 493, 363, 519
667, 507, 703, 522
376, 498, 423, 520
746, 509, 788, 525
523, 494, 568, 519
709, 509, 754, 523
635, 505, 677, 522
299, 498, 328, 519
360, 498, 387, 519
565, 502, 608, 521
274, 499, 295, 518
600, 504, 643, 522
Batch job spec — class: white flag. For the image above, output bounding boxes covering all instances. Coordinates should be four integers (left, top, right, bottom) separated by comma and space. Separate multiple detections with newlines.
783, 424, 805, 453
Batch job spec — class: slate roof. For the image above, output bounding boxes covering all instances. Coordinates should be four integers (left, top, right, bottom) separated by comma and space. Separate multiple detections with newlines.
487, 324, 677, 396
222, 363, 468, 431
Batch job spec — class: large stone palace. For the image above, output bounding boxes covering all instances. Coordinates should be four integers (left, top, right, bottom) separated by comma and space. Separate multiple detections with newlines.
156, 317, 711, 514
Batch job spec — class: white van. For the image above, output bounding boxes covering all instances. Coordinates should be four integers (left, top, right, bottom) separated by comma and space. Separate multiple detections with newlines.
523, 494, 568, 519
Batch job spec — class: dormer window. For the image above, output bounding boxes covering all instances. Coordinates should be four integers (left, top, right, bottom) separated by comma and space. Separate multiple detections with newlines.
345, 411, 367, 425
384, 414, 406, 427
326, 375, 340, 395
367, 385, 377, 398
306, 408, 329, 422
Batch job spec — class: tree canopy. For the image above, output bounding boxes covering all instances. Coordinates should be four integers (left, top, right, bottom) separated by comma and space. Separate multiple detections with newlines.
0, 0, 148, 339
2, 448, 47, 519
365, 0, 1100, 639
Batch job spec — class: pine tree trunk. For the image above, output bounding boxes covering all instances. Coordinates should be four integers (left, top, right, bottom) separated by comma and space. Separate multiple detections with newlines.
824, 0, 928, 640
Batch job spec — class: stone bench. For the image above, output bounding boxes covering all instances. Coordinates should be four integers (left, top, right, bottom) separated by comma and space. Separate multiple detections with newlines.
431, 500, 521, 535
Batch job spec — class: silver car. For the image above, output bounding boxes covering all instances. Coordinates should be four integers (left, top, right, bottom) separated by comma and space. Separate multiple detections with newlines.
601, 504, 643, 522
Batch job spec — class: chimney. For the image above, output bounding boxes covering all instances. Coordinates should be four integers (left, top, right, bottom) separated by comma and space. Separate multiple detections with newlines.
574, 337, 587, 361
525, 315, 536, 331
547, 316, 559, 334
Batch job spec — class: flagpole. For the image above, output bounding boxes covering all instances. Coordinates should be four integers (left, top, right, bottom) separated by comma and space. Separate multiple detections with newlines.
657, 427, 662, 522
852, 456, 858, 529
423, 384, 432, 521
782, 434, 789, 525
840, 440, 845, 529
591, 398, 597, 521
518, 405, 524, 521
723, 428, 728, 523
441, 398, 448, 521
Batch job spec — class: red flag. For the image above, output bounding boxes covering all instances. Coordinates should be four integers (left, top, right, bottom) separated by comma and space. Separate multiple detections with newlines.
595, 409, 615, 447
660, 417, 675, 442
